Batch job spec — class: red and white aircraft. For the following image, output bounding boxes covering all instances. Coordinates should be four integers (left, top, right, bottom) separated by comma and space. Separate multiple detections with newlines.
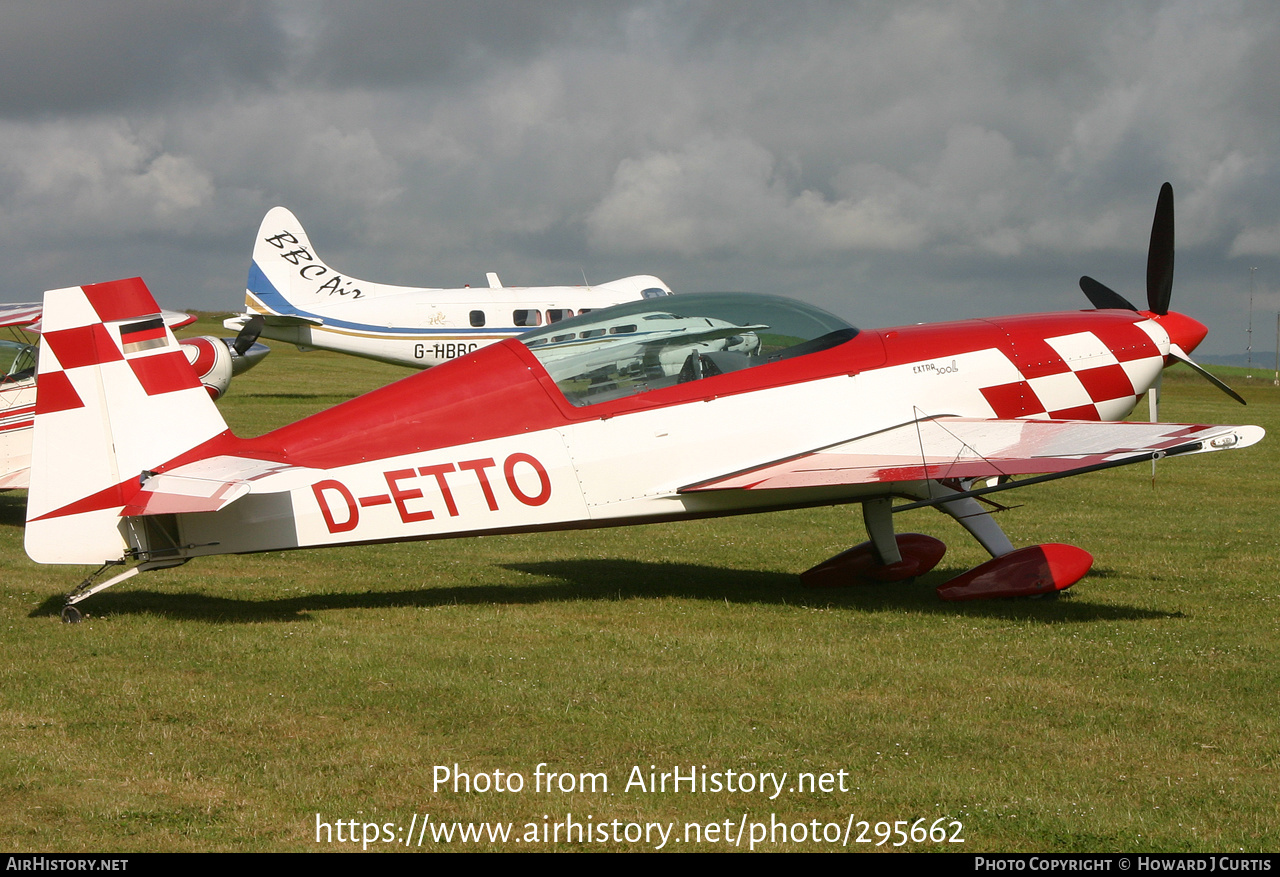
0, 305, 268, 490
24, 185, 1263, 622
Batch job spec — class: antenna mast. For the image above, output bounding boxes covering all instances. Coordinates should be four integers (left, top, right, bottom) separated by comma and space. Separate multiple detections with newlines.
1247, 267, 1256, 376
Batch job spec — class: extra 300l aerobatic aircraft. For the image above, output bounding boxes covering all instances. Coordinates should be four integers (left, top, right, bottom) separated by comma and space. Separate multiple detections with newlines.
27, 185, 1263, 622
224, 207, 672, 368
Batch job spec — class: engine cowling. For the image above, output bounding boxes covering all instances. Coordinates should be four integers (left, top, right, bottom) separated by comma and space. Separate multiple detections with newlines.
178, 336, 234, 400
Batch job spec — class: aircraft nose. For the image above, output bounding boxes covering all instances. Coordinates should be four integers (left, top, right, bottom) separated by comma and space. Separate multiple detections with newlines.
1151, 311, 1208, 356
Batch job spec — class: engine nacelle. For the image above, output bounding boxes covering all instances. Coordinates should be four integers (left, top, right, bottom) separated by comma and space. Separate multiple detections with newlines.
178, 336, 234, 400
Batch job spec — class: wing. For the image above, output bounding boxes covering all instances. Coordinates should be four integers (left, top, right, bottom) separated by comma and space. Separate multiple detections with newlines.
0, 303, 194, 334
0, 302, 44, 330
681, 417, 1265, 493
161, 310, 197, 330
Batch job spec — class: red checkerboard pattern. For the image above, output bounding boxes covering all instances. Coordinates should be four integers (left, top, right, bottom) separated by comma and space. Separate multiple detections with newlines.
981, 329, 1162, 421
35, 281, 200, 415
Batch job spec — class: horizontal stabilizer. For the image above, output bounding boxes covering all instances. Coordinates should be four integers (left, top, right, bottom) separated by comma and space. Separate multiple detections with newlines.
226, 310, 324, 330
682, 418, 1265, 492
123, 455, 325, 516
125, 475, 250, 516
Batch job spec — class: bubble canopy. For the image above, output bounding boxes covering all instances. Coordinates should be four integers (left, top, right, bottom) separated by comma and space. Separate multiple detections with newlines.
519, 292, 858, 407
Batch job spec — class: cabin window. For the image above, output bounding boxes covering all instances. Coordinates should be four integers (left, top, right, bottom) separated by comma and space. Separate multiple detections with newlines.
547, 309, 573, 323
513, 309, 542, 327
469, 310, 486, 327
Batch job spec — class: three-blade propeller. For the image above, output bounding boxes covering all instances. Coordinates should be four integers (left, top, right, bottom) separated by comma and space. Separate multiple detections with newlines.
1078, 182, 1244, 419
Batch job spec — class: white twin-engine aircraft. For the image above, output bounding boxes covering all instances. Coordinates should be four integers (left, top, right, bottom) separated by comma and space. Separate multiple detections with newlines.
26, 185, 1263, 622
223, 206, 672, 368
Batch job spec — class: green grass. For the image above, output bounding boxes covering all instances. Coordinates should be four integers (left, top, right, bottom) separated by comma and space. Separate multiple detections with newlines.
1, 316, 1276, 851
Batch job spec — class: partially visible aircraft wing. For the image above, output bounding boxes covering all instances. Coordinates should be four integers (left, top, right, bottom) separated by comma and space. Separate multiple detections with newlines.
665, 322, 769, 346
0, 469, 30, 491
162, 310, 198, 330
681, 418, 1265, 493
0, 303, 195, 334
0, 303, 43, 329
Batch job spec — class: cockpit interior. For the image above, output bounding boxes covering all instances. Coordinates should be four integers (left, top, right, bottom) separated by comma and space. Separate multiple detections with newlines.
520, 293, 857, 406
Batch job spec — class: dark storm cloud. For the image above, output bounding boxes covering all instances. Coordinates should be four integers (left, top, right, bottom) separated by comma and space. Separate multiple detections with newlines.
294, 0, 636, 87
0, 1, 1275, 351
0, 2, 287, 116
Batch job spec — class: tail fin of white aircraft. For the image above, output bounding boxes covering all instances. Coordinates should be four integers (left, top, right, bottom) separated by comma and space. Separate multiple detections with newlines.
244, 206, 420, 316
244, 206, 329, 318
233, 206, 404, 353
25, 278, 232, 566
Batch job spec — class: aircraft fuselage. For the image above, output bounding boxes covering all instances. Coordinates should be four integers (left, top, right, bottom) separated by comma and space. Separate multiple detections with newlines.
166, 307, 1171, 557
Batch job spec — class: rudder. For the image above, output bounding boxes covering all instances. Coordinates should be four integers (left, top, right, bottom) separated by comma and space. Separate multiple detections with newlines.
26, 278, 232, 564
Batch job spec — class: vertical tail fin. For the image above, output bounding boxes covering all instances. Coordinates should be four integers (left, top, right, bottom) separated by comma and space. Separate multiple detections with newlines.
25, 278, 232, 564
245, 206, 323, 318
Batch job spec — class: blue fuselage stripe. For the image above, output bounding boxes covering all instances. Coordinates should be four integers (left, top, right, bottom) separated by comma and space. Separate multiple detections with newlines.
247, 261, 527, 336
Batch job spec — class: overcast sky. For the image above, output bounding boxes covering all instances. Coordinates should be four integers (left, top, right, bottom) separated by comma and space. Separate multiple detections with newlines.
0, 1, 1276, 354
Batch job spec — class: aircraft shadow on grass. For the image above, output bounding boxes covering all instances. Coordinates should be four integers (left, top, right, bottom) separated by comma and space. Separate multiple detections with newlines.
29, 558, 1179, 624
0, 492, 24, 528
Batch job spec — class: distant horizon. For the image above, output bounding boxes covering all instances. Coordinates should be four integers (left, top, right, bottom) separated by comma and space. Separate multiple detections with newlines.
1198, 351, 1280, 369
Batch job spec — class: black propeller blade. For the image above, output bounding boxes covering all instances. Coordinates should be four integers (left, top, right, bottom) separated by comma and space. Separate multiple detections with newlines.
232, 315, 263, 356
1081, 182, 1245, 412
1079, 275, 1138, 311
1168, 344, 1247, 406
1146, 182, 1174, 315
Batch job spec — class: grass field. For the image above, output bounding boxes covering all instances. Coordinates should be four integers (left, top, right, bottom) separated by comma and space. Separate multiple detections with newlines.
1, 315, 1276, 852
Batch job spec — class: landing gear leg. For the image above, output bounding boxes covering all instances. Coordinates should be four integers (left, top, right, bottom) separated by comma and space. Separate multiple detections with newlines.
863, 498, 903, 564
58, 557, 189, 622
911, 484, 1014, 559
